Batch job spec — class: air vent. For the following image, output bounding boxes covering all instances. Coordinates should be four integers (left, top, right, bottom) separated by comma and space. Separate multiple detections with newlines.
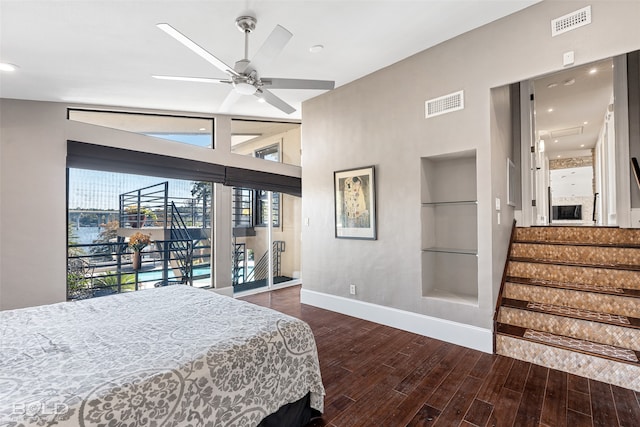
550, 126, 583, 139
551, 6, 591, 37
425, 90, 464, 118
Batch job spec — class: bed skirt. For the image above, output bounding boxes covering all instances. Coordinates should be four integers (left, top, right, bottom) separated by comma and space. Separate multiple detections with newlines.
258, 392, 322, 427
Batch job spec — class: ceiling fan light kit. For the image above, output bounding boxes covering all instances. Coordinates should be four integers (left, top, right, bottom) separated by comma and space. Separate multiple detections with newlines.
155, 15, 335, 114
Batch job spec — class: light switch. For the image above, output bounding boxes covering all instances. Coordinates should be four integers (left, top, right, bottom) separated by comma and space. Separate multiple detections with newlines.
304, 217, 310, 226
495, 197, 501, 211
563, 51, 575, 66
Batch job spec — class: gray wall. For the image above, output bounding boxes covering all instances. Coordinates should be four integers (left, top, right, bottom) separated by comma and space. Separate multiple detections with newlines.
301, 1, 640, 329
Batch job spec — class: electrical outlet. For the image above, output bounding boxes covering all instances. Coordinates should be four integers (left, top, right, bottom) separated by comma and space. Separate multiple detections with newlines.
349, 284, 356, 295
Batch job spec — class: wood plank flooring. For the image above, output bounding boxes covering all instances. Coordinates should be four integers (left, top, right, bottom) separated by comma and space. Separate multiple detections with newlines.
240, 285, 640, 427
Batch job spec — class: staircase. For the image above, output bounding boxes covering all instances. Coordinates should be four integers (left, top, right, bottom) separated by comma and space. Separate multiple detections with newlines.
495, 225, 640, 391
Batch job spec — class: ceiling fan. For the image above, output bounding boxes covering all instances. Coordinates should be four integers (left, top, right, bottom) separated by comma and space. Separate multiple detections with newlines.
153, 16, 335, 114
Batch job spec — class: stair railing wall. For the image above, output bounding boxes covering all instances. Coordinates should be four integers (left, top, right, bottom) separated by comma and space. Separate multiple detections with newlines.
493, 219, 518, 353
169, 201, 194, 286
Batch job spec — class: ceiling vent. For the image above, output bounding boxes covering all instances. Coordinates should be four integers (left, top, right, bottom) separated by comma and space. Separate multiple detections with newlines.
425, 90, 464, 118
550, 126, 583, 139
551, 6, 591, 37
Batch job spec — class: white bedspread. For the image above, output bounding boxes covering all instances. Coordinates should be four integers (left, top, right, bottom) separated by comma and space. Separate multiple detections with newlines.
0, 285, 324, 426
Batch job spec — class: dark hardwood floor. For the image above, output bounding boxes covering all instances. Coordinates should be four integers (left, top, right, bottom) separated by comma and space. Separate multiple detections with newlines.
240, 285, 640, 427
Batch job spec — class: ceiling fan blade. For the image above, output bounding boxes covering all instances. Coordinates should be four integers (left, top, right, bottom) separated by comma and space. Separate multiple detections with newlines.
257, 89, 296, 114
219, 89, 242, 112
157, 23, 239, 77
240, 24, 292, 74
152, 75, 231, 84
261, 78, 335, 90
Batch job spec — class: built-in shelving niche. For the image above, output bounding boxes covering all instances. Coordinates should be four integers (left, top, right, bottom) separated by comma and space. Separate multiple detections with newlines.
421, 150, 478, 305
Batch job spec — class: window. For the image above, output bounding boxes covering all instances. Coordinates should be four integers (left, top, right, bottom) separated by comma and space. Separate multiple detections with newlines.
230, 119, 300, 166
67, 168, 214, 300
232, 187, 280, 228
255, 190, 280, 227
68, 109, 214, 148
255, 144, 280, 162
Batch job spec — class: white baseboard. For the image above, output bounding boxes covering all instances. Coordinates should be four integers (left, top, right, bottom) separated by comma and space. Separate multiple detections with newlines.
300, 289, 493, 353
233, 279, 302, 299
209, 286, 233, 297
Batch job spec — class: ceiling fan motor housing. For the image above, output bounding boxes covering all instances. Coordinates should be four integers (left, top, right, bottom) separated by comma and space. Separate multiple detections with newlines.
236, 16, 257, 33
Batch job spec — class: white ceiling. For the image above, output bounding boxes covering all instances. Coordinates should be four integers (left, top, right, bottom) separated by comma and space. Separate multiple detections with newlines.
0, 0, 540, 120
533, 57, 614, 154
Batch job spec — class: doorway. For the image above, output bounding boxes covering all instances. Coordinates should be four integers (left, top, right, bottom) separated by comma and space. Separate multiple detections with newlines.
529, 58, 615, 226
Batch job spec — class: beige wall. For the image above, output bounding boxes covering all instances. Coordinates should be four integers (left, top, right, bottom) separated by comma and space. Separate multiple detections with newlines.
0, 99, 301, 310
301, 1, 640, 329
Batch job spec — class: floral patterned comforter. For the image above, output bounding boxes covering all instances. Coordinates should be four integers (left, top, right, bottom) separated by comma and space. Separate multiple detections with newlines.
0, 285, 324, 426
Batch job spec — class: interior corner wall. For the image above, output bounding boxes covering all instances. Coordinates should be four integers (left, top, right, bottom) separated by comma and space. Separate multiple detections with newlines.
0, 99, 301, 310
628, 51, 640, 208
300, 1, 640, 334
490, 85, 516, 302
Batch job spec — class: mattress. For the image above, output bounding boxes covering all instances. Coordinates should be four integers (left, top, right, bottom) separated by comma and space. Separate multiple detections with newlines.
0, 285, 324, 426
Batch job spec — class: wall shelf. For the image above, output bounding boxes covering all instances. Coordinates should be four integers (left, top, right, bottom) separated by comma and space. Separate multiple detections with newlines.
421, 150, 478, 304
422, 247, 477, 255
422, 200, 477, 206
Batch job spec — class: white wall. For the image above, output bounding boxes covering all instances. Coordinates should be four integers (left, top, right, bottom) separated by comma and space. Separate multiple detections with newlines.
0, 99, 300, 310
300, 0, 640, 341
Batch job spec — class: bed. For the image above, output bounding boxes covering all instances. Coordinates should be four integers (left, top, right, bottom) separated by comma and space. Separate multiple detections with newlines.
0, 285, 324, 426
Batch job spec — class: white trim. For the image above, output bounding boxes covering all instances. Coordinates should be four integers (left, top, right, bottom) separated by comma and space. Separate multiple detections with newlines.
209, 286, 233, 297
233, 279, 302, 299
300, 289, 493, 353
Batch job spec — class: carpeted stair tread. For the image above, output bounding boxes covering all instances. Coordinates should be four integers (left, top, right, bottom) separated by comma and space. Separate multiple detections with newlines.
496, 323, 640, 366
513, 239, 640, 249
501, 298, 640, 328
505, 276, 640, 297
509, 256, 640, 271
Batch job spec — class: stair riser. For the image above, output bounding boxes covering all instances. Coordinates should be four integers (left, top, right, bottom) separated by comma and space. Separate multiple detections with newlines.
511, 243, 640, 266
496, 335, 640, 391
505, 282, 640, 318
507, 261, 640, 289
498, 307, 640, 351
515, 227, 640, 245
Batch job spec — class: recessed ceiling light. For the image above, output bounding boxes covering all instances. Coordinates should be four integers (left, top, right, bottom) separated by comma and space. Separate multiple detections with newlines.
547, 82, 558, 88
557, 155, 561, 158
583, 121, 588, 125
589, 68, 597, 74
563, 78, 575, 86
554, 139, 558, 143
199, 127, 206, 131
0, 62, 18, 72
580, 144, 585, 147
548, 108, 554, 113
309, 44, 324, 53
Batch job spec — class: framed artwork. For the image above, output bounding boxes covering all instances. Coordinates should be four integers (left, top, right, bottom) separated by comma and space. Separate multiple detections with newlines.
334, 165, 377, 239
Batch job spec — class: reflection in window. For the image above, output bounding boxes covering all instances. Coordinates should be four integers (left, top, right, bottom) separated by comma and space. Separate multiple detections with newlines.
255, 144, 280, 162
255, 190, 280, 227
231, 119, 300, 166
68, 109, 213, 148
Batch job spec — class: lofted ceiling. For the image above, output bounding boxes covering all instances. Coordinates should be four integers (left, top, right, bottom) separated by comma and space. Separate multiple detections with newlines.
0, 0, 540, 120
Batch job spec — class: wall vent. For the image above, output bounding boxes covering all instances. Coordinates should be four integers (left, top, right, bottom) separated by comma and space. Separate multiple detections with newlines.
425, 90, 464, 118
550, 126, 583, 139
551, 6, 591, 37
